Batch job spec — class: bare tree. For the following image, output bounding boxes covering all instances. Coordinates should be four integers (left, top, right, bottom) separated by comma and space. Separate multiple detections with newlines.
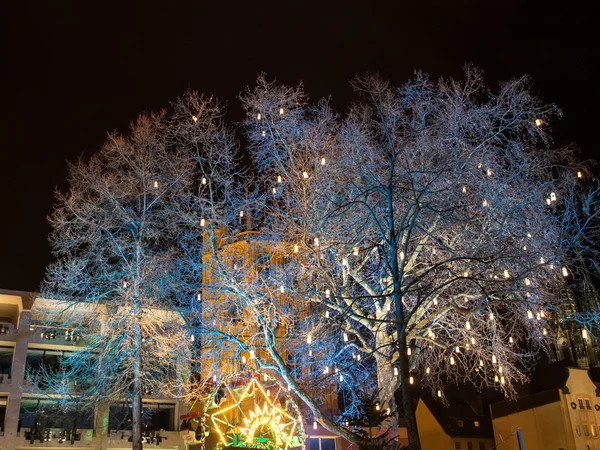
32, 112, 203, 450
229, 68, 600, 450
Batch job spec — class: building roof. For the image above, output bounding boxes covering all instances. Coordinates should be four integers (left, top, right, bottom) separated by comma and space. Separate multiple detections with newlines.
420, 394, 494, 439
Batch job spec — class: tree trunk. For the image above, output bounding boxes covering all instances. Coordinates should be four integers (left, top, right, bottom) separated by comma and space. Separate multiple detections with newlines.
397, 333, 420, 450
132, 376, 143, 450
374, 334, 399, 439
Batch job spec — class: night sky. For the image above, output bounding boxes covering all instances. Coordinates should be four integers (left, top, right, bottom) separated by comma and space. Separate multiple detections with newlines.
2, 1, 599, 292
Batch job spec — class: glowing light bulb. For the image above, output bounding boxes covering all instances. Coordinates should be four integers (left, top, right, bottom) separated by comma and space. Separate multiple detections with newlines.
426, 367, 431, 374
272, 187, 277, 194
212, 375, 217, 382
323, 366, 329, 374
325, 311, 329, 318
407, 348, 412, 356
409, 376, 414, 384
489, 312, 494, 321
313, 421, 317, 430
546, 198, 552, 205
257, 113, 261, 120
202, 177, 207, 185
240, 210, 244, 218
262, 130, 266, 137
394, 367, 399, 376
578, 171, 583, 179
279, 107, 284, 115
479, 360, 484, 367
543, 328, 548, 335
471, 337, 476, 345
375, 403, 380, 411
294, 244, 299, 253
190, 334, 195, 342
325, 289, 330, 298
241, 356, 247, 364
200, 218, 206, 227
462, 186, 467, 193
450, 356, 455, 365
123, 281, 128, 288
314, 237, 319, 247
540, 257, 545, 264
303, 171, 309, 179
433, 299, 438, 305
583, 329, 588, 340
343, 332, 348, 342
280, 286, 285, 293
483, 199, 488, 207
562, 267, 569, 277
400, 251, 405, 261
339, 374, 344, 382
494, 375, 499, 382
550, 192, 556, 202
509, 337, 513, 344
492, 355, 497, 364
535, 118, 543, 127
504, 269, 510, 279
321, 157, 326, 165
153, 180, 159, 188
278, 175, 282, 183
527, 310, 533, 319
536, 312, 541, 320
250, 350, 256, 359
463, 271, 469, 278
192, 115, 198, 122
353, 247, 359, 256
525, 277, 531, 286
438, 390, 442, 398
501, 376, 505, 385
487, 168, 492, 176
465, 321, 471, 330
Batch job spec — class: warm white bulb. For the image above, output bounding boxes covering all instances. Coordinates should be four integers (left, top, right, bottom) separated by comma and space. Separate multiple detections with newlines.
321, 157, 326, 165
277, 175, 282, 183
492, 355, 497, 364
407, 348, 412, 356
483, 199, 488, 207
438, 390, 442, 398
353, 247, 359, 256
313, 421, 317, 430
325, 289, 330, 298
578, 171, 583, 179
450, 356, 455, 365
190, 334, 195, 342
562, 267, 569, 277
257, 113, 261, 120
280, 286, 285, 293
535, 118, 543, 127
200, 218, 206, 227
462, 186, 467, 193
240, 210, 244, 218
303, 171, 309, 179
487, 168, 492, 176
294, 244, 299, 253
314, 237, 319, 247
153, 180, 158, 188
394, 367, 399, 376
279, 107, 284, 115
272, 187, 277, 194
409, 376, 414, 385
343, 332, 348, 342
465, 321, 471, 330
583, 329, 588, 340
192, 115, 198, 123
504, 269, 510, 279
550, 192, 556, 202
525, 277, 531, 286
527, 310, 533, 320
426, 367, 431, 374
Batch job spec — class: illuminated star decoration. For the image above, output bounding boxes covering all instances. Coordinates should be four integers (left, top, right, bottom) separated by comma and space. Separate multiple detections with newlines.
210, 377, 303, 450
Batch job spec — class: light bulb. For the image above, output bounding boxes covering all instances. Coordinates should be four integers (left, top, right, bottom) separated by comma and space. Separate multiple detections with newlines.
525, 277, 531, 286
200, 219, 206, 227
483, 199, 488, 207
583, 329, 588, 340
294, 244, 299, 253
190, 334, 195, 342
400, 251, 405, 261
465, 321, 471, 330
494, 375, 499, 382
192, 115, 198, 123
450, 356, 455, 365
543, 328, 548, 335
343, 332, 348, 342
303, 171, 309, 179
279, 107, 284, 115
426, 367, 431, 374
546, 198, 551, 206
353, 247, 359, 256
153, 180, 158, 188
487, 168, 492, 176
438, 390, 442, 398
540, 257, 545, 264
321, 157, 326, 165
202, 177, 207, 185
550, 192, 556, 202
375, 403, 380, 411
509, 337, 513, 344
280, 286, 285, 293
325, 289, 330, 298
409, 376, 414, 385
527, 310, 533, 319
272, 187, 277, 194
535, 118, 543, 127
501, 376, 505, 385
323, 366, 329, 374
504, 269, 510, 279
492, 355, 497, 364
241, 356, 247, 364
313, 421, 317, 430
479, 360, 484, 367
262, 130, 266, 137
489, 313, 494, 321
240, 210, 244, 218
471, 337, 476, 345
462, 186, 467, 193
325, 311, 330, 318
257, 113, 261, 120
339, 374, 344, 382
407, 348, 412, 356
578, 171, 583, 179
307, 334, 312, 344
314, 237, 319, 247
562, 267, 569, 277
277, 175, 282, 183
394, 367, 399, 376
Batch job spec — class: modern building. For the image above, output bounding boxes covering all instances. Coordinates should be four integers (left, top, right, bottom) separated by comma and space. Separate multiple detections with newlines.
0, 289, 187, 450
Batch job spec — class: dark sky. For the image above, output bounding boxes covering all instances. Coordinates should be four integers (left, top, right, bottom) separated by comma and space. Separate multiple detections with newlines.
2, 1, 599, 291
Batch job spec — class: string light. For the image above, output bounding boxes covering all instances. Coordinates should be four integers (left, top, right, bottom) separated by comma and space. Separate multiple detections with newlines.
463, 271, 469, 278
543, 328, 548, 335
540, 257, 545, 264
303, 171, 309, 179
583, 329, 588, 340
407, 348, 412, 356
455, 346, 461, 353
325, 311, 329, 318
280, 286, 285, 293
353, 247, 359, 256
437, 390, 442, 398
450, 356, 455, 365
527, 310, 534, 319
213, 375, 217, 382
153, 180, 159, 188
241, 356, 247, 364
192, 115, 198, 122
535, 118, 543, 127
272, 187, 277, 194
509, 337, 513, 344
536, 312, 541, 320
343, 332, 348, 342
503, 269, 510, 279
375, 403, 380, 411
492, 355, 497, 364
562, 267, 569, 277
190, 334, 195, 342
483, 199, 488, 207
409, 376, 414, 385
323, 366, 329, 374
325, 289, 330, 298
501, 376, 505, 385
294, 244, 299, 253
200, 218, 206, 227
540, 310, 546, 318
479, 360, 484, 367
394, 367, 399, 376
546, 198, 551, 206
321, 157, 326, 165
262, 130, 266, 137
433, 299, 438, 305
240, 211, 244, 218
487, 168, 492, 176
494, 375, 499, 382
550, 192, 557, 202
578, 171, 583, 179
250, 350, 256, 359
279, 107, 284, 115
123, 281, 128, 288
313, 421, 317, 430
525, 277, 531, 286
471, 337, 476, 345
489, 313, 494, 321
257, 113, 261, 120
426, 367, 431, 374
339, 374, 344, 382
465, 321, 471, 330
278, 175, 282, 183
314, 237, 320, 247
400, 251, 405, 261
462, 186, 467, 193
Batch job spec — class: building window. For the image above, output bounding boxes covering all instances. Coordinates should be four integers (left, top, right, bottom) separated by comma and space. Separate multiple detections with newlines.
467, 442, 473, 450
579, 398, 585, 409
591, 425, 597, 437
19, 398, 93, 429
0, 396, 7, 435
309, 438, 336, 450
455, 443, 461, 449
474, 421, 480, 427
457, 420, 464, 427
479, 443, 486, 450
586, 399, 592, 410
0, 346, 13, 381
584, 425, 590, 437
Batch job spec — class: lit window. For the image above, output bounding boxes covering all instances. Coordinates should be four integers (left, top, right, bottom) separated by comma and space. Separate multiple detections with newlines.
591, 425, 597, 437
474, 421, 480, 427
455, 443, 462, 450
